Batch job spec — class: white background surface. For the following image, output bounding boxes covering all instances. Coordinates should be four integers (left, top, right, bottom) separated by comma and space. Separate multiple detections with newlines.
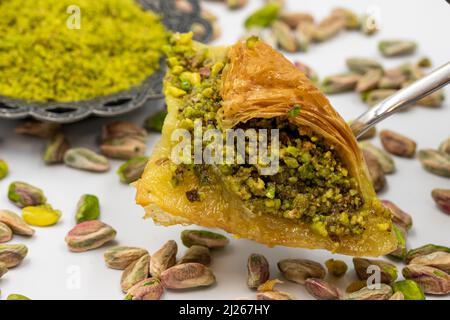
0, 0, 449, 300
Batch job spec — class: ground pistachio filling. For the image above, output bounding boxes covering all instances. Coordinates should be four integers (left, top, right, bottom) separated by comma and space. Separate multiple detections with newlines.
165, 34, 366, 241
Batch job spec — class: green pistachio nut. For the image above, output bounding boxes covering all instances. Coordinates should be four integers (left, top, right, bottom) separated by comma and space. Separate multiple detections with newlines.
381, 200, 412, 231
325, 259, 348, 278
0, 222, 13, 243
406, 244, 450, 264
65, 220, 116, 252
379, 40, 417, 57
392, 280, 426, 300
278, 259, 326, 284
179, 245, 211, 266
121, 254, 150, 293
117, 156, 149, 184
124, 278, 164, 300
402, 264, 450, 295
64, 148, 110, 172
181, 230, 229, 249
305, 278, 342, 300
245, 3, 280, 29
0, 159, 9, 180
353, 258, 398, 284
7, 294, 31, 300
0, 209, 35, 236
104, 246, 149, 270
8, 181, 47, 209
150, 240, 177, 278
44, 133, 70, 164
418, 149, 450, 178
76, 194, 100, 223
360, 142, 396, 174
0, 244, 28, 268
161, 263, 216, 289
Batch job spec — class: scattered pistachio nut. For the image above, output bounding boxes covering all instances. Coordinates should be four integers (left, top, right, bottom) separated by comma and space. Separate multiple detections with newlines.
279, 12, 314, 29
389, 225, 407, 260
100, 137, 146, 160
360, 142, 396, 174
150, 240, 178, 278
245, 3, 280, 29
380, 130, 417, 158
0, 159, 9, 180
22, 205, 61, 227
379, 70, 407, 89
345, 284, 393, 300
417, 90, 445, 108
121, 254, 150, 293
431, 189, 450, 215
44, 133, 70, 165
410, 251, 450, 273
346, 58, 383, 75
144, 110, 167, 132
0, 209, 35, 237
364, 89, 397, 106
331, 7, 360, 30
321, 73, 361, 94
353, 258, 398, 284
406, 244, 450, 264
278, 259, 326, 285
325, 259, 348, 278
7, 294, 31, 300
381, 200, 413, 231
0, 222, 13, 243
227, 0, 248, 10
345, 280, 367, 293
102, 121, 147, 143
362, 149, 386, 192
305, 278, 342, 300
64, 148, 110, 173
0, 262, 8, 278
0, 244, 28, 268
179, 245, 211, 266
312, 14, 345, 42
418, 149, 450, 178
356, 69, 383, 93
417, 57, 432, 68
8, 181, 47, 209
256, 291, 294, 300
76, 194, 100, 223
439, 137, 450, 155
65, 220, 117, 252
15, 121, 61, 139
104, 246, 149, 270
402, 264, 450, 295
247, 253, 270, 289
389, 291, 405, 300
392, 280, 425, 300
181, 230, 229, 249
295, 21, 316, 52
379, 40, 417, 57
271, 20, 297, 52
161, 263, 216, 289
125, 278, 164, 300
117, 156, 149, 184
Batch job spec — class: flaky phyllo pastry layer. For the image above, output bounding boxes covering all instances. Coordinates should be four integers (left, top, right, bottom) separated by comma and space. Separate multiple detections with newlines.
136, 34, 397, 256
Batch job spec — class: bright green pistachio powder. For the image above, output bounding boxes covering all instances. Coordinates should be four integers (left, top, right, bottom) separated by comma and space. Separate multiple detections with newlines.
0, 0, 168, 102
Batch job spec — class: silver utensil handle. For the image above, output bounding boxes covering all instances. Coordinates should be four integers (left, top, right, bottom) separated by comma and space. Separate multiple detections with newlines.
351, 61, 450, 139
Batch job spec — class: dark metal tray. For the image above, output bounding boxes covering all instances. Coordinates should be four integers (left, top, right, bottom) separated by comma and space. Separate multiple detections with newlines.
0, 0, 212, 123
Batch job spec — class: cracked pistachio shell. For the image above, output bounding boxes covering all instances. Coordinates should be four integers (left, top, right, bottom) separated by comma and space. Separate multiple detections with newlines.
402, 264, 450, 295
418, 149, 450, 178
44, 133, 70, 164
0, 159, 8, 180
353, 258, 398, 284
345, 284, 393, 300
0, 244, 28, 268
381, 200, 412, 231
360, 142, 396, 174
117, 156, 149, 184
0, 262, 8, 278
125, 278, 164, 300
392, 280, 425, 300
0, 210, 35, 237
0, 222, 13, 243
161, 263, 216, 289
8, 181, 47, 209
76, 194, 100, 223
179, 245, 211, 266
410, 251, 450, 273
431, 189, 450, 215
121, 254, 150, 293
181, 230, 229, 249
406, 244, 450, 264
278, 259, 326, 284
247, 253, 270, 289
22, 205, 61, 227
305, 278, 342, 300
64, 148, 110, 172
65, 220, 116, 252
104, 246, 149, 270
150, 240, 177, 278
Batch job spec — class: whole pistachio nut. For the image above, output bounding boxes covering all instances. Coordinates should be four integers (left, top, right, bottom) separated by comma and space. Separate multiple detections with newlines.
161, 263, 216, 289
256, 291, 294, 300
392, 280, 425, 300
0, 222, 13, 243
356, 69, 383, 93
227, 0, 248, 10
65, 220, 116, 252
305, 278, 342, 300
117, 156, 149, 184
418, 149, 450, 178
144, 110, 167, 132
0, 210, 35, 236
346, 280, 367, 293
294, 21, 316, 52
0, 244, 28, 268
15, 121, 61, 139
181, 230, 229, 249
360, 142, 396, 174
381, 200, 413, 231
125, 278, 164, 300
279, 12, 314, 29
353, 258, 398, 284
7, 294, 31, 300
321, 73, 361, 94
410, 252, 450, 273
325, 259, 348, 278
271, 21, 297, 53
312, 14, 345, 42
364, 89, 397, 107
346, 58, 383, 75
349, 120, 376, 141
0, 261, 8, 278
402, 264, 450, 295
150, 240, 178, 278
379, 72, 407, 90
102, 121, 147, 143
388, 225, 407, 260
64, 148, 110, 173
417, 57, 432, 68
417, 90, 444, 108
360, 14, 379, 35
439, 137, 450, 155
245, 3, 281, 29
8, 181, 47, 209
431, 189, 450, 215
362, 149, 386, 192
121, 254, 150, 293
331, 7, 360, 29
389, 291, 405, 300
400, 62, 425, 81
406, 244, 450, 264
76, 194, 100, 223
379, 40, 417, 57
104, 246, 149, 270
278, 259, 326, 284
179, 245, 211, 266
380, 130, 417, 158
0, 159, 9, 180
345, 284, 393, 300
247, 253, 270, 289
100, 137, 146, 160
44, 133, 70, 164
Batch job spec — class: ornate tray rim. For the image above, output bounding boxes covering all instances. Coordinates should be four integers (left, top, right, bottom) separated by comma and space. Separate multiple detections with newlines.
0, 0, 212, 123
